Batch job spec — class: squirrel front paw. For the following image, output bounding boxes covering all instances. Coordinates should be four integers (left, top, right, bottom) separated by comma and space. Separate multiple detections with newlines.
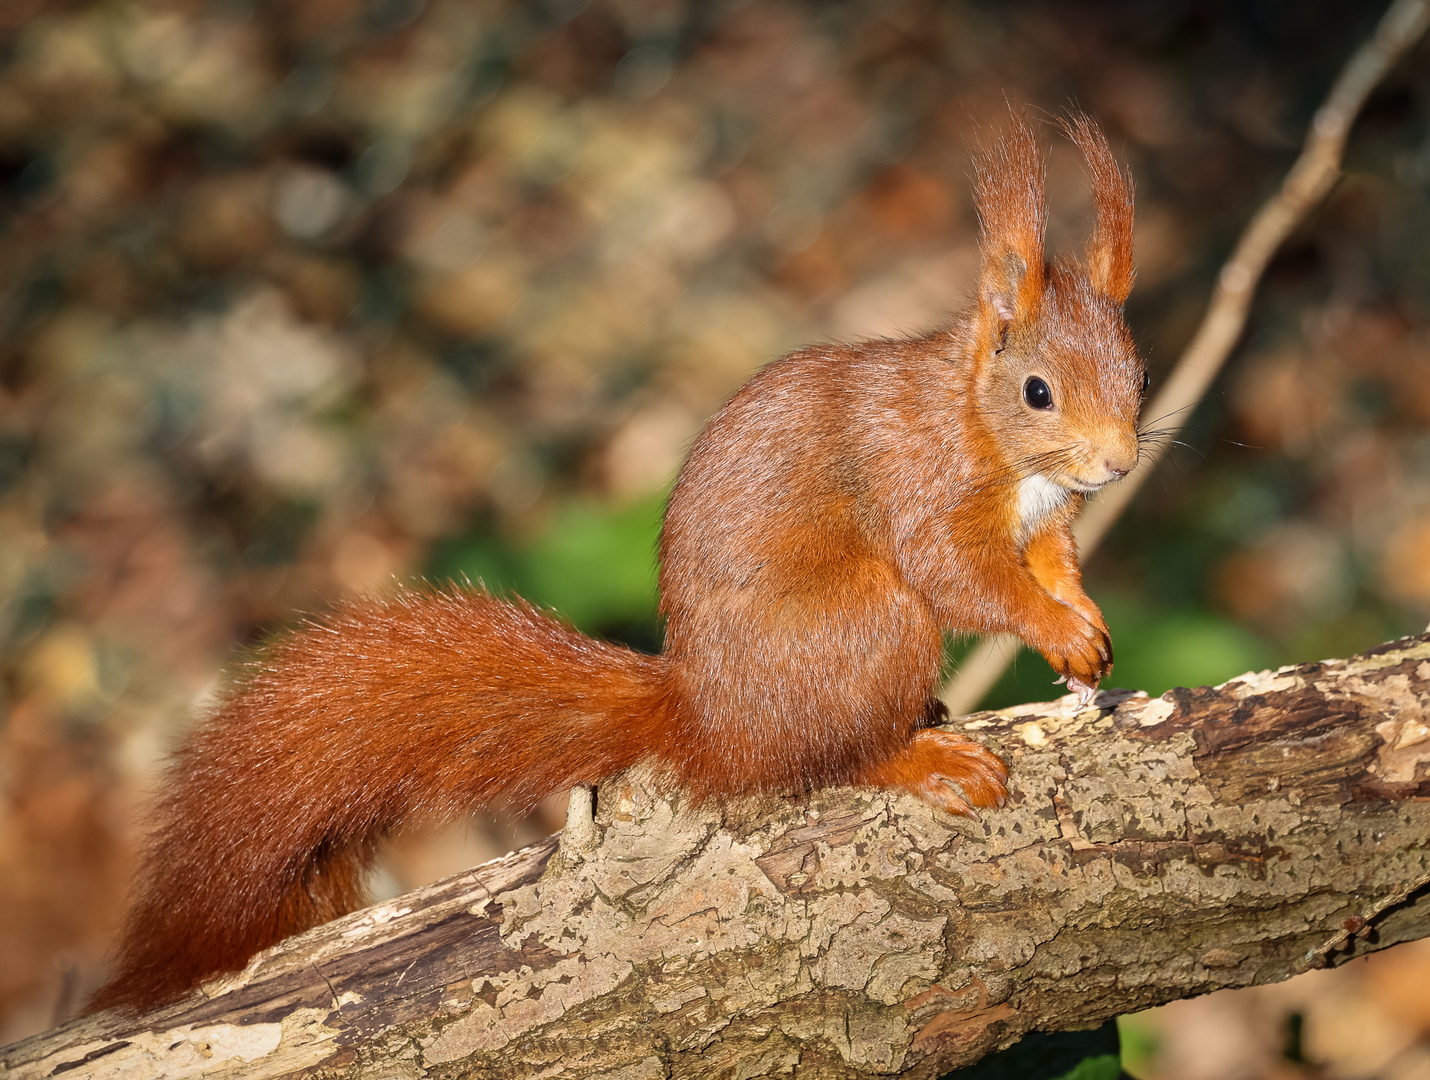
859, 729, 1008, 817
1037, 605, 1113, 702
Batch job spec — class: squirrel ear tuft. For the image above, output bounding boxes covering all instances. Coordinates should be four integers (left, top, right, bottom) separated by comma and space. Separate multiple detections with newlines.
974, 114, 1047, 335
1063, 113, 1135, 304
986, 252, 1029, 324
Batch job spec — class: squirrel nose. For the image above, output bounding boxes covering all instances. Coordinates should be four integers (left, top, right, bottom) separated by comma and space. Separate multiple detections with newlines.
1101, 430, 1139, 479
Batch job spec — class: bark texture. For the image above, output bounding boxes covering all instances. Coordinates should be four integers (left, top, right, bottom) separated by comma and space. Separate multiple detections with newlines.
6, 635, 1430, 1079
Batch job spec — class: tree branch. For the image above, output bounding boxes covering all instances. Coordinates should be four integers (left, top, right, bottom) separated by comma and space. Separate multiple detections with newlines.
6, 635, 1430, 1078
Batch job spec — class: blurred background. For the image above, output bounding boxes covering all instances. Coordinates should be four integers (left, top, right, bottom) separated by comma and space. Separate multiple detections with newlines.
1, 0, 1428, 1074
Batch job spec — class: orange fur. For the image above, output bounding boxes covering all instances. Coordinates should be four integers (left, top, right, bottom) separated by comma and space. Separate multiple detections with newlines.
91, 112, 1144, 1014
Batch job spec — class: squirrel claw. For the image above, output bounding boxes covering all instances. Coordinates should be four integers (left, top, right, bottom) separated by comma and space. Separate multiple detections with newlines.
1066, 675, 1098, 706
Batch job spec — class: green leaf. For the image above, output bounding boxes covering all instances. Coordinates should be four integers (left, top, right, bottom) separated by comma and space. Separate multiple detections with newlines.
517, 496, 661, 630
940, 1020, 1124, 1080
427, 493, 664, 640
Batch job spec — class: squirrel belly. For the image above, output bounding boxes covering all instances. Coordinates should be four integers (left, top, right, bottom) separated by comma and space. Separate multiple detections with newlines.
91, 111, 1144, 1014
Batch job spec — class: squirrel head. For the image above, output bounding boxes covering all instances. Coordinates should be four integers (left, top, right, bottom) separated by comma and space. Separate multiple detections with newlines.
970, 113, 1145, 496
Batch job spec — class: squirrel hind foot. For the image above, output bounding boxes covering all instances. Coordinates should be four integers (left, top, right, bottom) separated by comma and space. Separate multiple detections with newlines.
860, 729, 1008, 817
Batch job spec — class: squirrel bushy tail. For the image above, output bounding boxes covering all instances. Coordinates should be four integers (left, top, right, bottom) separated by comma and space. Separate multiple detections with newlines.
88, 588, 669, 1014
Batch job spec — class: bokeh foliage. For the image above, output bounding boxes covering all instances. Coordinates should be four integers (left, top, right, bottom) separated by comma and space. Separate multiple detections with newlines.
1, 0, 1429, 1067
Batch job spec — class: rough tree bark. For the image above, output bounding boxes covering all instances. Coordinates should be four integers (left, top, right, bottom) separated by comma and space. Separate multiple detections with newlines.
6, 635, 1430, 1079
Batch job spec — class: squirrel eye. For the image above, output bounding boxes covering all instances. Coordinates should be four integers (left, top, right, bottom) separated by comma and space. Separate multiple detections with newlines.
1023, 376, 1053, 410
1141, 371, 1150, 396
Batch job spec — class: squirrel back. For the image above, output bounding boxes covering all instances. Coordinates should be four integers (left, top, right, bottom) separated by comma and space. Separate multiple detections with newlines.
91, 112, 1142, 1015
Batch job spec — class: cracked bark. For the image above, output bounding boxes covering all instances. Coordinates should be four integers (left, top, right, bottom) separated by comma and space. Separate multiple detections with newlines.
6, 635, 1430, 1080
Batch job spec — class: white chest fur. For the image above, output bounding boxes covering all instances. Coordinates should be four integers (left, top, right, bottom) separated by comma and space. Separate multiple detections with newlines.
1016, 473, 1071, 537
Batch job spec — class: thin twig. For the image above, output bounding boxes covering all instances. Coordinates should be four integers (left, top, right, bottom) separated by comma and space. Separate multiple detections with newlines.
941, 0, 1430, 716
1301, 867, 1430, 972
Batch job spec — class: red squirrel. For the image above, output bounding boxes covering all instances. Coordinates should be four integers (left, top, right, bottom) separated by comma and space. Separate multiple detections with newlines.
90, 114, 1144, 1014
